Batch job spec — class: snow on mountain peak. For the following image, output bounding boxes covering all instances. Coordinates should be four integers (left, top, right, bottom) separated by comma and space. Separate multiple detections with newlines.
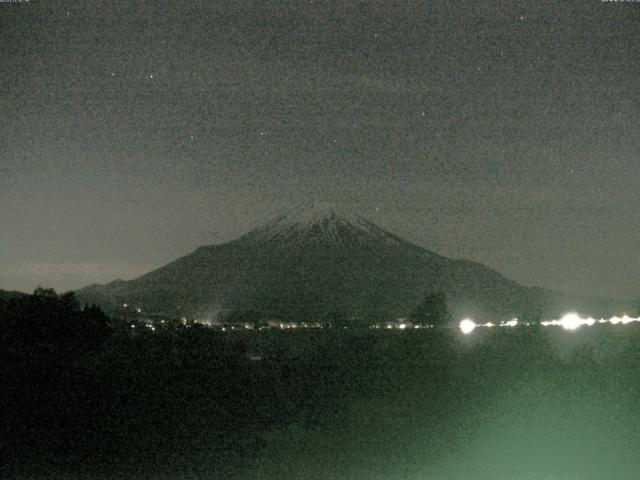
277, 201, 358, 227
237, 202, 402, 246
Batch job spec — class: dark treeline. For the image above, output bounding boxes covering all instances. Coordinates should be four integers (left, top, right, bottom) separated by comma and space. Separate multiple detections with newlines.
2, 288, 399, 478
0, 287, 110, 358
2, 288, 263, 478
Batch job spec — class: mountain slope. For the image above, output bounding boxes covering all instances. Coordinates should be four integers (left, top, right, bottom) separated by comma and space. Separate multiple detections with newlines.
76, 203, 623, 323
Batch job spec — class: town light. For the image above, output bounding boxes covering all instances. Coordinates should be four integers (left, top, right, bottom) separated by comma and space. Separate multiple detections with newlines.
459, 318, 476, 335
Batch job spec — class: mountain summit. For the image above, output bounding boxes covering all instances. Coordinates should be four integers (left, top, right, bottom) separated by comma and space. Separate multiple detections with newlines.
77, 204, 623, 324
236, 202, 402, 247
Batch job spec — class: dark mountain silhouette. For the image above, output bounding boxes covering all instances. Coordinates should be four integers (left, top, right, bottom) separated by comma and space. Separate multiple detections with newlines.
76, 202, 629, 323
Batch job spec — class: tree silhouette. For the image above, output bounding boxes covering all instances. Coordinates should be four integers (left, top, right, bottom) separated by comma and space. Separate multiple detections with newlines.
410, 291, 450, 327
0, 288, 111, 356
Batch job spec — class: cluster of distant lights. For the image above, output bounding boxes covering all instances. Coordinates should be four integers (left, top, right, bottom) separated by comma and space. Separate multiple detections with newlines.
459, 313, 640, 335
121, 301, 639, 336
122, 303, 142, 314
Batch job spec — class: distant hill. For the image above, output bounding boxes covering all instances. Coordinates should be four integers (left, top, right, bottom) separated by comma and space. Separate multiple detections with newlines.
77, 202, 631, 323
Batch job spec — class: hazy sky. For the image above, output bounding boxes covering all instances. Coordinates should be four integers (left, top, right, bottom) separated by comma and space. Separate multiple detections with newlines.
2, 0, 639, 298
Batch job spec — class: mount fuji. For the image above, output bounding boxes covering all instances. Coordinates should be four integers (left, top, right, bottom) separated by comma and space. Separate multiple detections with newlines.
76, 203, 623, 324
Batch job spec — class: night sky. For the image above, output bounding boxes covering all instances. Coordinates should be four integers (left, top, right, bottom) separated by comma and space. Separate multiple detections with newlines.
2, 0, 639, 298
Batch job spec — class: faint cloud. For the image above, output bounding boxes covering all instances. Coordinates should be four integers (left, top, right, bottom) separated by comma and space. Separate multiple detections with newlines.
13, 261, 149, 278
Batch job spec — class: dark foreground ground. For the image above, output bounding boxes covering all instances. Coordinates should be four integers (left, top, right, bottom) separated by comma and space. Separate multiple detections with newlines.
4, 324, 640, 479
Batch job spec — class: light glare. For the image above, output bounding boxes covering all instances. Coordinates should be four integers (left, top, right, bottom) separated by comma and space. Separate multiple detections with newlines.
560, 312, 583, 331
459, 318, 476, 335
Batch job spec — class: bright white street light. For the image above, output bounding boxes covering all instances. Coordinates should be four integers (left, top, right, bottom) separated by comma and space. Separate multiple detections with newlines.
459, 318, 476, 335
560, 312, 583, 331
